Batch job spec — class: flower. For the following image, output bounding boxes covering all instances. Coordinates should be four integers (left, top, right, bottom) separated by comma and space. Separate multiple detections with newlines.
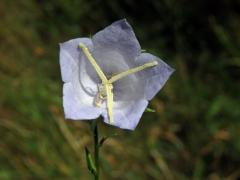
59, 19, 174, 130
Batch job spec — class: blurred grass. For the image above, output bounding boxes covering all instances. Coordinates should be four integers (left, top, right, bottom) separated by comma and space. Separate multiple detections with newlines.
0, 0, 240, 179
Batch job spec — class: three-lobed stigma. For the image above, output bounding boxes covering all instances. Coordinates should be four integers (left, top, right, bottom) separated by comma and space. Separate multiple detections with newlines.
79, 43, 158, 124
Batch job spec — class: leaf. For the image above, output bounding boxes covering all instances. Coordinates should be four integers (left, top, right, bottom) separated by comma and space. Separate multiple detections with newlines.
85, 147, 97, 175
99, 136, 109, 147
99, 133, 119, 147
145, 107, 156, 113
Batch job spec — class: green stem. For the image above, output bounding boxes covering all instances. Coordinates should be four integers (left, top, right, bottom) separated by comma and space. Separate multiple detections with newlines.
92, 120, 99, 180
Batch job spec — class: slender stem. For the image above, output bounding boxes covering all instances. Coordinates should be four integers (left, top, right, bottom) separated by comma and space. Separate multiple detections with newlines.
92, 120, 99, 180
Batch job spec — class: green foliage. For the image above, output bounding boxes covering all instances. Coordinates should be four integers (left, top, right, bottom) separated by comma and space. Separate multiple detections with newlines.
145, 107, 156, 113
85, 147, 97, 176
0, 0, 240, 179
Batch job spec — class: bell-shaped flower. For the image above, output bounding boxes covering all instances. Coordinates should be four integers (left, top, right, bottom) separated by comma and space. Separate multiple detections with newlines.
59, 19, 174, 130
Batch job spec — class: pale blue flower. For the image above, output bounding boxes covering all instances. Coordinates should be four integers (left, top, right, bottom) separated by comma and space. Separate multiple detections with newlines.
59, 19, 174, 130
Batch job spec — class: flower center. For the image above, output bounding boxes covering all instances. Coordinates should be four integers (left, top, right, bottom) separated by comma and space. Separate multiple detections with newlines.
79, 43, 157, 124
94, 83, 113, 107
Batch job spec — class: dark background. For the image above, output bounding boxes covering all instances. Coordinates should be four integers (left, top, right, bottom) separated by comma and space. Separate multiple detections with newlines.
0, 0, 240, 179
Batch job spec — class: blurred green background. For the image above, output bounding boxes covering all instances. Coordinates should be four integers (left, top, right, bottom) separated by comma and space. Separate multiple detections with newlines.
0, 0, 240, 179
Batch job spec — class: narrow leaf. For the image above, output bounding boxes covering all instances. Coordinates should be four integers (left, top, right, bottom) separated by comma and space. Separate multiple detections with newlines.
99, 133, 119, 148
99, 136, 108, 147
145, 107, 156, 112
85, 147, 97, 175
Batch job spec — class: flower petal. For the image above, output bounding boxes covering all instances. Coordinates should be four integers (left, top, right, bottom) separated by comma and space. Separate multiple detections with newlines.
135, 53, 175, 100
63, 81, 102, 120
59, 38, 93, 83
112, 74, 145, 101
101, 100, 148, 130
92, 19, 141, 65
60, 38, 102, 120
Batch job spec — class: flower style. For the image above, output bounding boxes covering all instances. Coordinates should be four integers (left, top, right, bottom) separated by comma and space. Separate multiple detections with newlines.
59, 19, 174, 130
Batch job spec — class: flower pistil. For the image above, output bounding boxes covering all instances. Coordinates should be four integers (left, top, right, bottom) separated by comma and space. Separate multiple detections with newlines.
79, 43, 158, 124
